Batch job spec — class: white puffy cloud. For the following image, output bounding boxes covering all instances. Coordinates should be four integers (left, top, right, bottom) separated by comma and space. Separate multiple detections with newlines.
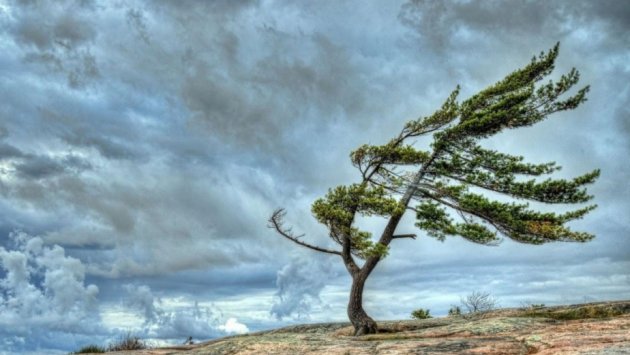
121, 284, 249, 342
123, 284, 159, 323
271, 256, 335, 320
0, 232, 103, 353
218, 318, 249, 335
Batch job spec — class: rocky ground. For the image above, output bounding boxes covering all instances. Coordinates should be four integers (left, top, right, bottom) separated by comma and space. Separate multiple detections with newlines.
106, 300, 630, 354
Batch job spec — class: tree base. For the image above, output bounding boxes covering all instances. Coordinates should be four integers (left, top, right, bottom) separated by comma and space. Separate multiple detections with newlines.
352, 317, 378, 336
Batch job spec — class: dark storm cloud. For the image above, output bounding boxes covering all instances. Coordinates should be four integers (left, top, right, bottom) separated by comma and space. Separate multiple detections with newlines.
180, 32, 369, 150
147, 2, 380, 156
14, 155, 70, 179
0, 132, 91, 179
39, 107, 146, 161
7, 0, 100, 88
399, 0, 630, 49
0, 142, 23, 159
12, 9, 94, 49
2, 169, 270, 276
0, 0, 392, 282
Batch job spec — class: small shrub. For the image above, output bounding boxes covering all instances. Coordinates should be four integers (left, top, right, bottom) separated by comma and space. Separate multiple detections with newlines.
107, 333, 148, 351
72, 344, 106, 354
460, 290, 497, 315
448, 305, 462, 317
520, 301, 546, 310
411, 308, 432, 319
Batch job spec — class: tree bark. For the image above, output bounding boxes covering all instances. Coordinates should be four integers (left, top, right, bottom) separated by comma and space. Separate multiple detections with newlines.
347, 272, 378, 335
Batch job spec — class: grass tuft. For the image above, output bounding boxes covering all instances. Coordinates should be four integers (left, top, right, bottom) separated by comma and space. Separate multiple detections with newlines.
71, 344, 106, 353
71, 333, 149, 354
107, 333, 148, 351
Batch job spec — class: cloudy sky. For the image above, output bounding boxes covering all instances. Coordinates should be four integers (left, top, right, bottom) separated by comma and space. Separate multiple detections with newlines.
0, 0, 628, 353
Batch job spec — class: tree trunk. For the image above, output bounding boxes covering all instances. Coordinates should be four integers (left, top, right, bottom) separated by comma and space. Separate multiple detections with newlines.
347, 272, 378, 335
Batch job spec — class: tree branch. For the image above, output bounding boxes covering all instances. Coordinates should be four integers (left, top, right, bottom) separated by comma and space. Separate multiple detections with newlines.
392, 234, 417, 239
268, 209, 342, 256
341, 233, 361, 276
359, 155, 439, 277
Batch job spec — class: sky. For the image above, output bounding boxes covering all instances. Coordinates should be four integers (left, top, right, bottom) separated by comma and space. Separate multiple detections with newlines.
0, 0, 628, 353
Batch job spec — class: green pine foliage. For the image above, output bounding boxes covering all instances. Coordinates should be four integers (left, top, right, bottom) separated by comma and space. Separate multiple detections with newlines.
411, 308, 432, 319
310, 43, 598, 257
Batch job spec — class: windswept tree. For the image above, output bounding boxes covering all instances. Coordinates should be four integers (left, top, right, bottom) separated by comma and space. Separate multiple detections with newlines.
269, 44, 599, 335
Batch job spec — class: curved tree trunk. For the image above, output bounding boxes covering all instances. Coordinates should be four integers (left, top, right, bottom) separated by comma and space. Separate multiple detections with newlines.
347, 272, 378, 335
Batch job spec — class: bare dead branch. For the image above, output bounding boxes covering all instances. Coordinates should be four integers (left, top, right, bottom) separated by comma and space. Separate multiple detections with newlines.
268, 209, 342, 256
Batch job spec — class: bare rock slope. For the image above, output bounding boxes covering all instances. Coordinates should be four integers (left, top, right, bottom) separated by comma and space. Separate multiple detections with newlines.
115, 300, 630, 354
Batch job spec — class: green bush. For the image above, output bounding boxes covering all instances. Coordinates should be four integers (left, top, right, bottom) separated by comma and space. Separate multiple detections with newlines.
411, 308, 432, 319
448, 306, 462, 316
72, 344, 106, 353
